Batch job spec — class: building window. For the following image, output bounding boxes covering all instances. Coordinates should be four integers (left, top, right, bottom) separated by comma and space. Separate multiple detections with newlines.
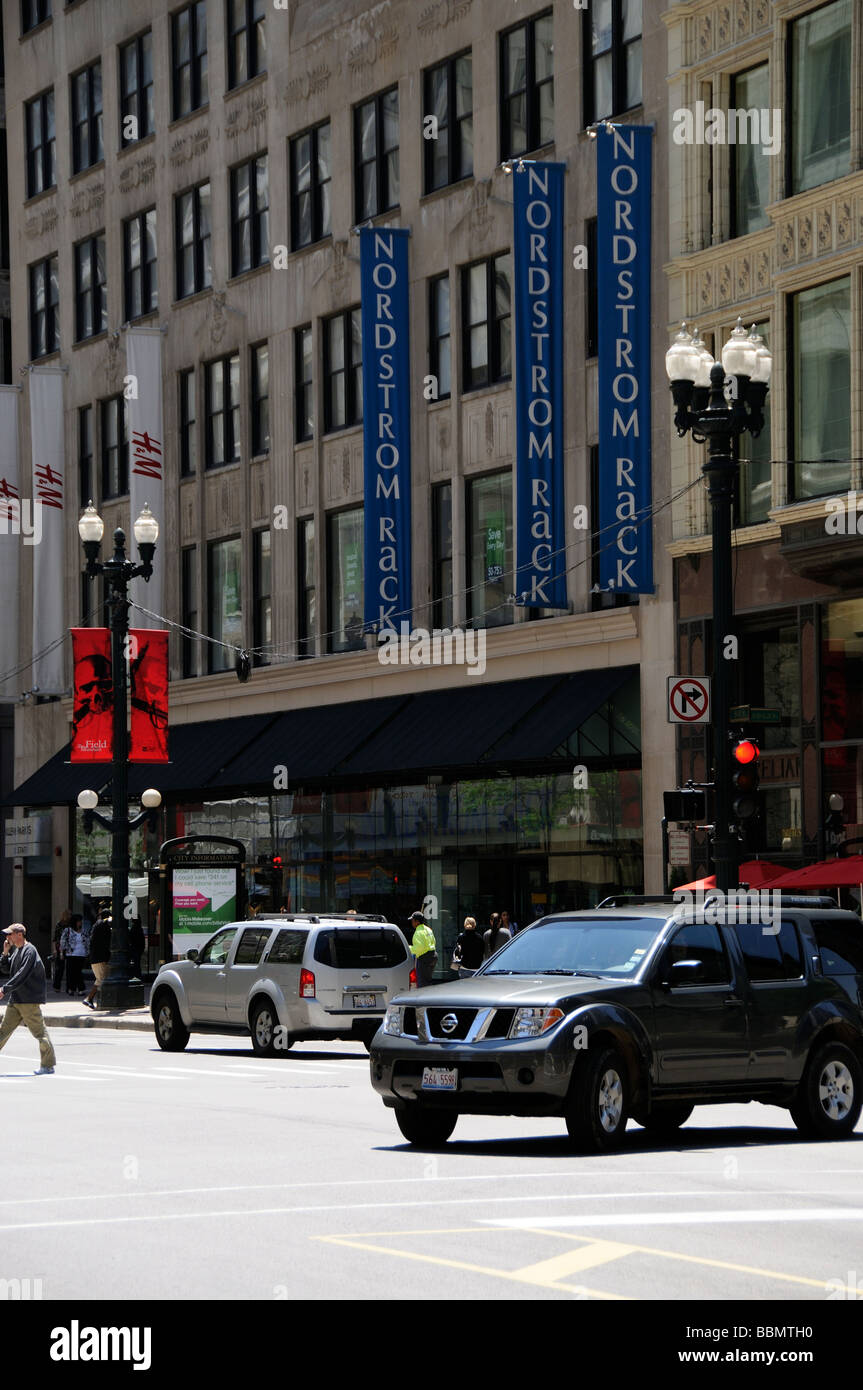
432, 482, 453, 628
584, 0, 642, 124
25, 90, 55, 197
790, 276, 851, 501
29, 255, 59, 359
461, 253, 512, 391
205, 353, 241, 469
22, 0, 50, 34
290, 122, 332, 249
231, 154, 269, 275
252, 528, 271, 666
328, 508, 364, 653
791, 0, 851, 196
123, 208, 158, 320
175, 181, 212, 299
208, 537, 242, 674
730, 64, 770, 237
179, 368, 197, 476
429, 274, 451, 401
323, 309, 363, 432
78, 405, 93, 506
736, 321, 772, 526
298, 517, 316, 657
71, 61, 103, 174
74, 235, 107, 341
500, 10, 554, 158
295, 325, 313, 442
227, 0, 266, 89
29, 255, 59, 358
101, 395, 128, 499
467, 472, 512, 628
424, 52, 473, 193
354, 87, 399, 221
251, 343, 269, 456
172, 1, 208, 119
586, 218, 598, 357
120, 31, 154, 146
181, 545, 197, 677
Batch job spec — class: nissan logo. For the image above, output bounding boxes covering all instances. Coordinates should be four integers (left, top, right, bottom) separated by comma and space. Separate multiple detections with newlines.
440, 1013, 459, 1035
361, 972, 370, 980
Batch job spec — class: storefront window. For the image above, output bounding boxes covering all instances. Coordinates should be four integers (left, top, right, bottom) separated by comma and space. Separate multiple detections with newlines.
328, 508, 364, 652
822, 600, 863, 744
467, 471, 513, 628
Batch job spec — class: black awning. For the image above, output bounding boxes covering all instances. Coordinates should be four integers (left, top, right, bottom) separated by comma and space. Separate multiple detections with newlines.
5, 666, 638, 806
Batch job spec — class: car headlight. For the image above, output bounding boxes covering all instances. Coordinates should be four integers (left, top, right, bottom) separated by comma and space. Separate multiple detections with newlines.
383, 1005, 404, 1036
509, 1007, 565, 1039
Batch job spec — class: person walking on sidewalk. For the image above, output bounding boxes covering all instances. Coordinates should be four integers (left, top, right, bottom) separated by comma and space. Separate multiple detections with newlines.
451, 916, 484, 977
61, 914, 88, 996
82, 913, 111, 1010
482, 912, 512, 961
409, 910, 438, 988
51, 909, 71, 992
0, 925, 56, 1074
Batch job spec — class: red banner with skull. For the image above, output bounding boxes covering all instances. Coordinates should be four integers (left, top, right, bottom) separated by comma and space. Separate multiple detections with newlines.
71, 629, 114, 762
129, 628, 169, 763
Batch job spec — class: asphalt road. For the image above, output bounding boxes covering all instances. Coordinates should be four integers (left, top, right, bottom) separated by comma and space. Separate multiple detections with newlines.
3, 1027, 862, 1303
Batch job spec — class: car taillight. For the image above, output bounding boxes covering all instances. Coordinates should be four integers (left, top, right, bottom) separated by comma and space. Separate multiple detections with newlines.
299, 968, 315, 998
409, 967, 417, 988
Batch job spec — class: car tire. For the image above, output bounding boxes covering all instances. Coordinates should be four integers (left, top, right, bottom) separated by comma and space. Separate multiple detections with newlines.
153, 992, 190, 1052
790, 1041, 862, 1140
394, 1106, 457, 1147
641, 1102, 693, 1136
250, 1000, 280, 1057
565, 1045, 629, 1152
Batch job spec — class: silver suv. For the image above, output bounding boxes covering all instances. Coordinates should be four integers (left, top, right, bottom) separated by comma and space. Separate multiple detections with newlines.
151, 913, 412, 1055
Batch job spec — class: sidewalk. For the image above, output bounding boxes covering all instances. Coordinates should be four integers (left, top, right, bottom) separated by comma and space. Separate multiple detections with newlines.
42, 981, 153, 1032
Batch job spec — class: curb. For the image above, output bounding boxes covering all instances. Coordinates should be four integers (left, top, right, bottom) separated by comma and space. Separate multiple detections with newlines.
45, 1014, 153, 1032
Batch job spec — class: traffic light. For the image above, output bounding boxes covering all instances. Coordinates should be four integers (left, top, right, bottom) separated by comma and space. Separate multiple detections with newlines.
731, 737, 760, 821
271, 855, 283, 870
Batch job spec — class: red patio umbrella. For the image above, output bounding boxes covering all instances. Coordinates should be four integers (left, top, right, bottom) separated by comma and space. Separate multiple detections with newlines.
768, 855, 863, 889
674, 860, 785, 893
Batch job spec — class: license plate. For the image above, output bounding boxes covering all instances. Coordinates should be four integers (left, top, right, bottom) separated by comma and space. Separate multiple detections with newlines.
422, 1067, 458, 1092
352, 993, 377, 1008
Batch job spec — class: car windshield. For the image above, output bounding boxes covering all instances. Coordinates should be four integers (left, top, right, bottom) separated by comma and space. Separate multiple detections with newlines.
482, 917, 663, 977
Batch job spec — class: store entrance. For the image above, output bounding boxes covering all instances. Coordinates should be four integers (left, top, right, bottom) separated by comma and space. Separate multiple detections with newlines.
457, 857, 547, 933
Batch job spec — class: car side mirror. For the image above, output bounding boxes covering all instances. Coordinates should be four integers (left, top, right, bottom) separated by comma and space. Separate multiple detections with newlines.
663, 959, 703, 988
186, 949, 199, 962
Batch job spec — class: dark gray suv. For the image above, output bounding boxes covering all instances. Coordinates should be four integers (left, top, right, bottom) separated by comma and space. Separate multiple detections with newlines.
369, 898, 863, 1150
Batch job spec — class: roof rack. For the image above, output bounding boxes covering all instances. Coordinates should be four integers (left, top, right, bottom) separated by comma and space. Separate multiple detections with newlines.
596, 895, 682, 908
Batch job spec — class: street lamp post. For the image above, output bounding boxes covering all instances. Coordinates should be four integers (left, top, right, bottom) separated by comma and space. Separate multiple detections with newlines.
77, 501, 161, 1009
665, 320, 772, 894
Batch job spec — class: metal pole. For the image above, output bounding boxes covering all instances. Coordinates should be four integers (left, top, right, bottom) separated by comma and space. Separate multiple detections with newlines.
100, 529, 143, 1009
700, 370, 738, 896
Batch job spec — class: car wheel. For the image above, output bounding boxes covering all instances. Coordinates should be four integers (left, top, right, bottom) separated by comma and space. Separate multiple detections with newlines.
566, 1046, 629, 1152
153, 992, 189, 1052
250, 1000, 280, 1057
394, 1106, 457, 1147
790, 1041, 862, 1140
642, 1102, 693, 1136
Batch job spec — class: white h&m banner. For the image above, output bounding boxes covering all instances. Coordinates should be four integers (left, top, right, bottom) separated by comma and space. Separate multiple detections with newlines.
126, 328, 165, 627
29, 368, 65, 694
0, 387, 21, 701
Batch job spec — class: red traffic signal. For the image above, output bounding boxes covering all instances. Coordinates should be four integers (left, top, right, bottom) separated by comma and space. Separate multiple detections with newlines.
732, 739, 759, 765
271, 855, 283, 869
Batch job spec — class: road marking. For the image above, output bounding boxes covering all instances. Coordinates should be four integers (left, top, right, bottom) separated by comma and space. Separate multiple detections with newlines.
515, 1227, 863, 1294
315, 1231, 628, 1299
486, 1207, 863, 1230
511, 1239, 636, 1285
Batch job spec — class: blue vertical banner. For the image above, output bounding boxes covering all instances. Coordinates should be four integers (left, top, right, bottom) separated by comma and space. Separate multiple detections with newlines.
597, 125, 653, 594
513, 162, 567, 609
361, 227, 412, 632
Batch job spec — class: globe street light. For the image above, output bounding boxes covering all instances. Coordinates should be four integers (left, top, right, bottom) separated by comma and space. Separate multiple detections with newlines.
77, 502, 160, 1008
666, 319, 772, 893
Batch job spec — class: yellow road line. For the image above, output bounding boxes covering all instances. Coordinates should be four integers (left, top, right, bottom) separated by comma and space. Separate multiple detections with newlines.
518, 1226, 856, 1293
315, 1232, 628, 1298
512, 1239, 637, 1285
